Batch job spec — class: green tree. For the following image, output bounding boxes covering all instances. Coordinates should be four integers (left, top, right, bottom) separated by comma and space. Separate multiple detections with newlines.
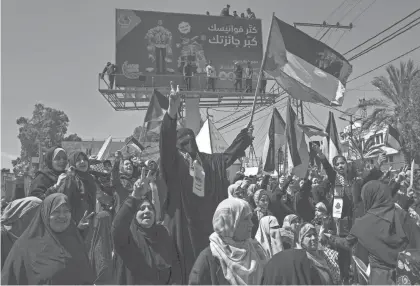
15, 104, 69, 171
63, 133, 82, 141
361, 60, 420, 163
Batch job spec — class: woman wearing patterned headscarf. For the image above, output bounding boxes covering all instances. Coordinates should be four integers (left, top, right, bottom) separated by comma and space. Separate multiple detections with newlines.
29, 146, 68, 199
251, 189, 272, 238
255, 215, 283, 258
280, 214, 300, 249
296, 222, 341, 285
1, 193, 95, 284
324, 180, 420, 285
189, 198, 268, 285
1, 196, 42, 269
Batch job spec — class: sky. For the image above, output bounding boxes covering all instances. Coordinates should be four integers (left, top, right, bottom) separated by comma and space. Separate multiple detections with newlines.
2, 0, 420, 169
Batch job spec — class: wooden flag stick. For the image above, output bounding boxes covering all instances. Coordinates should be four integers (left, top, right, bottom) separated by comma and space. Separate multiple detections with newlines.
248, 12, 276, 127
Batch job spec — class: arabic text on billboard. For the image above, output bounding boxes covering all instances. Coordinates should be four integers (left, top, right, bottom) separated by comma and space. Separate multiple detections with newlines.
116, 9, 263, 88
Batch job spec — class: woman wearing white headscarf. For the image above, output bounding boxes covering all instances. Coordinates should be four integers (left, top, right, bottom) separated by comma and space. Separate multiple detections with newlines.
255, 216, 283, 258
189, 198, 268, 285
1, 196, 42, 269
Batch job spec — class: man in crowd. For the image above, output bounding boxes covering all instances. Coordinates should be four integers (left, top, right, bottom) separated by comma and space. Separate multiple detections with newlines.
160, 82, 254, 283
183, 60, 193, 91
220, 4, 230, 16
260, 71, 267, 93
205, 60, 216, 92
245, 61, 253, 93
101, 62, 117, 89
234, 62, 243, 92
232, 11, 239, 18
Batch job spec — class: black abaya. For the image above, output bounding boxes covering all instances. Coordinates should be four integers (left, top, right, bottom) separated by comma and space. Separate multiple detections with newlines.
160, 113, 252, 284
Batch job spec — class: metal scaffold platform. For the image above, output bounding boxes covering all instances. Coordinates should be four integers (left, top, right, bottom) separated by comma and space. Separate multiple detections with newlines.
98, 74, 281, 111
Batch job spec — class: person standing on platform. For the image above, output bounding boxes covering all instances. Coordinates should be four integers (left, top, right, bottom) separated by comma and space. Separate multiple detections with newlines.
160, 83, 254, 284
260, 71, 267, 93
234, 62, 243, 92
183, 61, 193, 91
206, 61, 216, 92
101, 62, 116, 89
246, 8, 256, 19
245, 61, 253, 93
220, 4, 230, 16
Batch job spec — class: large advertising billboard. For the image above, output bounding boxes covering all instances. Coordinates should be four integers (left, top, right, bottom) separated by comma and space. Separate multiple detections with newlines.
116, 9, 263, 89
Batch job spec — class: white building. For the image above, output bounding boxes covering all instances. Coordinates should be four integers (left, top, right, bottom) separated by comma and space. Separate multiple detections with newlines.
340, 122, 405, 171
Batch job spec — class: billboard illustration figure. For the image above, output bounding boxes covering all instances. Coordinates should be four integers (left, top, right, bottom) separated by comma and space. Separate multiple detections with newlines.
176, 35, 207, 74
145, 20, 174, 74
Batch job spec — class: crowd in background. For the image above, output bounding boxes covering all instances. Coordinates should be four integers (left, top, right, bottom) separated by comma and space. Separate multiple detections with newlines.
1, 85, 420, 285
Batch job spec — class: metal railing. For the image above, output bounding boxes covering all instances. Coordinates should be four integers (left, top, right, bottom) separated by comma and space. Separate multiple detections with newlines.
98, 73, 273, 94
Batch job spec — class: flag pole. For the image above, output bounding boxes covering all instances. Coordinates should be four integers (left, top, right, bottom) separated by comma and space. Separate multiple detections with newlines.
248, 12, 275, 127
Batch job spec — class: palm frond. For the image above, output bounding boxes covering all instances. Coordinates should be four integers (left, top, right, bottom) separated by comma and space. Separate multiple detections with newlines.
387, 64, 402, 98
372, 76, 400, 105
362, 108, 392, 130
360, 98, 389, 109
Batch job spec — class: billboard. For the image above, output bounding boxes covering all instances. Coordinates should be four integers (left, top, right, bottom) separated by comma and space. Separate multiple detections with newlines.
116, 9, 263, 89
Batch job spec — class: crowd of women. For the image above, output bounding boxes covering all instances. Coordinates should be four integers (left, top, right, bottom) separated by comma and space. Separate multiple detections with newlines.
1, 85, 420, 285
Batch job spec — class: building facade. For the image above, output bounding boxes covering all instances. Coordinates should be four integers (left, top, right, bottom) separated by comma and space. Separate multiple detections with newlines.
340, 122, 405, 171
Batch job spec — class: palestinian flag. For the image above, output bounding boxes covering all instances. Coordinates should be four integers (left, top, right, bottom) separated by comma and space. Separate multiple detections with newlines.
263, 15, 352, 106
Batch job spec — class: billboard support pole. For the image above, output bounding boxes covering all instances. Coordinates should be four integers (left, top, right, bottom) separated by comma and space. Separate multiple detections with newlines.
248, 12, 275, 127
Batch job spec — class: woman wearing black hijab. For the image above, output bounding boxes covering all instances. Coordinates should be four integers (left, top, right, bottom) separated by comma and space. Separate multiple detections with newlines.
29, 146, 68, 199
112, 168, 180, 284
1, 193, 95, 284
261, 249, 322, 285
324, 180, 420, 285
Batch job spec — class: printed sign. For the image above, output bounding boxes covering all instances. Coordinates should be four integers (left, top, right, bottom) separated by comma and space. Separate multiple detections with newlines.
332, 197, 343, 218
192, 160, 205, 197
116, 9, 263, 89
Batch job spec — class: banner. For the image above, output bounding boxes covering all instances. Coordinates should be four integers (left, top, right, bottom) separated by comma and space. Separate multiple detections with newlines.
116, 9, 263, 89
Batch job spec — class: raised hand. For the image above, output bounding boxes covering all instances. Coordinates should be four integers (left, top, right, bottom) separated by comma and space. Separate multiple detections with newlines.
115, 151, 122, 160
54, 173, 67, 189
247, 125, 254, 138
77, 210, 95, 230
377, 152, 387, 167
132, 167, 152, 199
168, 81, 181, 119
312, 144, 326, 160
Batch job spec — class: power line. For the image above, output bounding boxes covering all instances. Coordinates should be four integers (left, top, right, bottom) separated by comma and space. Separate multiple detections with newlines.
348, 18, 420, 61
339, 0, 363, 22
351, 0, 378, 24
347, 45, 420, 83
214, 106, 247, 123
315, 0, 348, 38
218, 94, 287, 130
304, 104, 325, 128
333, 30, 347, 48
343, 8, 420, 56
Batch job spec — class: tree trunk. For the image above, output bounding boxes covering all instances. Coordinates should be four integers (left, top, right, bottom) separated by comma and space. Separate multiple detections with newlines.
403, 150, 412, 166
